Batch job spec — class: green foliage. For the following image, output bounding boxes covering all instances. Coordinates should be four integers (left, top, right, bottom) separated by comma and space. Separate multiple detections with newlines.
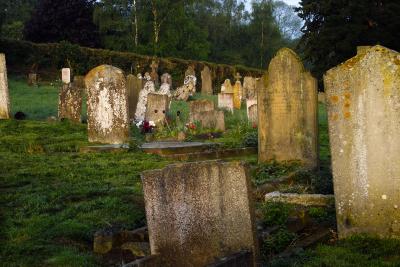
262, 228, 298, 258
296, 0, 400, 84
253, 161, 301, 186
260, 202, 294, 227
24, 0, 100, 47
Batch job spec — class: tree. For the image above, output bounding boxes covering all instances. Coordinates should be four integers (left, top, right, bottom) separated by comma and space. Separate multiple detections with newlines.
296, 0, 400, 83
0, 0, 37, 39
24, 0, 100, 47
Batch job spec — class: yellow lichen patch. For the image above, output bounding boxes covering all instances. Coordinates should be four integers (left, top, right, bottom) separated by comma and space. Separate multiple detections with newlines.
344, 92, 351, 99
330, 113, 339, 121
330, 95, 339, 104
344, 112, 351, 119
344, 101, 351, 108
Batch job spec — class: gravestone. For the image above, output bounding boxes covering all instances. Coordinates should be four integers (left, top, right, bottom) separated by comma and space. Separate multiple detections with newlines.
28, 73, 38, 87
0, 54, 10, 119
141, 161, 258, 267
127, 74, 142, 120
259, 48, 318, 168
324, 45, 400, 239
246, 99, 257, 123
174, 75, 196, 101
85, 65, 129, 144
189, 99, 215, 121
233, 73, 243, 109
201, 66, 213, 95
243, 77, 257, 99
58, 75, 84, 123
185, 65, 196, 77
196, 110, 225, 132
248, 104, 257, 125
150, 60, 159, 87
62, 68, 71, 84
159, 73, 172, 97
145, 93, 170, 126
218, 93, 234, 112
135, 73, 156, 121
221, 79, 233, 93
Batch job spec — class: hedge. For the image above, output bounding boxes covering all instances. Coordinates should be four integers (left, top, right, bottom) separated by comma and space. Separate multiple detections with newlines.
0, 39, 264, 91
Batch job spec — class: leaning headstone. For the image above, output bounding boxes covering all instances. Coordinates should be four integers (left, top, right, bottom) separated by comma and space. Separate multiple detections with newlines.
0, 54, 10, 119
324, 45, 400, 239
135, 73, 156, 122
145, 93, 170, 126
243, 76, 257, 99
58, 75, 84, 123
62, 68, 71, 84
85, 65, 129, 144
259, 48, 318, 168
201, 66, 213, 95
221, 79, 233, 93
141, 161, 258, 267
218, 93, 234, 112
127, 74, 141, 121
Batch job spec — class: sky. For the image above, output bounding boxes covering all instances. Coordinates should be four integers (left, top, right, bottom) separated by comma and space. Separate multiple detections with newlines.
282, 0, 300, 6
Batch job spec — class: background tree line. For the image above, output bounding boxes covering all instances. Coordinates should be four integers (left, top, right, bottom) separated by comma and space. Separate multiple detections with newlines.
0, 0, 301, 69
1, 0, 400, 81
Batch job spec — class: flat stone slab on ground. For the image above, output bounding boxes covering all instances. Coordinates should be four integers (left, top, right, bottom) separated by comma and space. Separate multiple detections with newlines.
80, 144, 129, 153
141, 141, 219, 155
265, 192, 335, 207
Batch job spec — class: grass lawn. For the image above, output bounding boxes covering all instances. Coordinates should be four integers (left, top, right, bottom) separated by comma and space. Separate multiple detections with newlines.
1, 77, 399, 267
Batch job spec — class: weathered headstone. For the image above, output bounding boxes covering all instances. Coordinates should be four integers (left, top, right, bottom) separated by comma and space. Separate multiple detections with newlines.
141, 160, 258, 267
185, 65, 196, 77
218, 93, 234, 112
28, 73, 38, 87
243, 76, 257, 99
127, 74, 141, 120
233, 74, 243, 110
246, 99, 257, 123
135, 73, 156, 121
0, 54, 10, 119
145, 93, 170, 126
150, 60, 159, 87
159, 73, 172, 97
85, 65, 129, 144
196, 110, 225, 132
324, 45, 400, 239
221, 79, 233, 93
58, 75, 84, 123
201, 66, 213, 95
248, 104, 257, 125
189, 99, 215, 118
259, 48, 318, 167
62, 68, 71, 84
174, 75, 196, 101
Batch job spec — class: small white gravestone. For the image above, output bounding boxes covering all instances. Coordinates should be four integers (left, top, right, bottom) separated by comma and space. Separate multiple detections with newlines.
62, 68, 71, 84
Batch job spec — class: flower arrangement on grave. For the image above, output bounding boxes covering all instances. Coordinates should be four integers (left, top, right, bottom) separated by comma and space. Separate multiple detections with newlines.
136, 120, 156, 134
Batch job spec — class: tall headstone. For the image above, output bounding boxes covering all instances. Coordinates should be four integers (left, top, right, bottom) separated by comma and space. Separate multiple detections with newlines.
85, 65, 129, 144
0, 54, 10, 119
218, 93, 234, 112
28, 73, 38, 87
135, 73, 156, 121
243, 76, 257, 99
141, 161, 258, 267
248, 104, 258, 125
58, 75, 84, 123
201, 66, 213, 95
185, 65, 196, 77
259, 48, 318, 167
145, 93, 170, 126
324, 45, 400, 239
233, 73, 243, 109
127, 74, 141, 120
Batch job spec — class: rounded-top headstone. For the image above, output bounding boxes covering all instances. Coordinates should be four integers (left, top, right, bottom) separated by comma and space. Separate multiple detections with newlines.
85, 65, 129, 144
